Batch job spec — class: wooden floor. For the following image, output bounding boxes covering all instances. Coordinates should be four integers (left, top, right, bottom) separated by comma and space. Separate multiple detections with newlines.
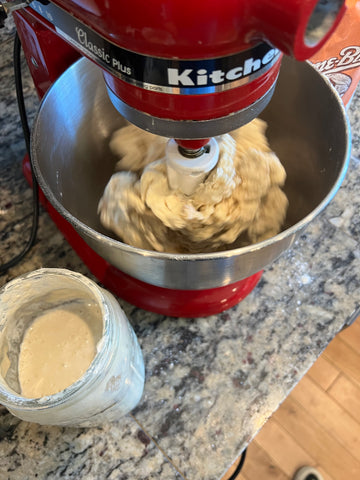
223, 316, 360, 480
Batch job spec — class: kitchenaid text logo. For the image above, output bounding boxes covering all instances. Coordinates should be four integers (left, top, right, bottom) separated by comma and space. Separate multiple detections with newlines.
168, 48, 279, 86
75, 27, 132, 76
30, 1, 281, 92
312, 45, 360, 74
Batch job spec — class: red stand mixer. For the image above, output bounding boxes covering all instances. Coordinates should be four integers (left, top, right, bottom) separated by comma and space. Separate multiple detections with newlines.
1, 0, 348, 316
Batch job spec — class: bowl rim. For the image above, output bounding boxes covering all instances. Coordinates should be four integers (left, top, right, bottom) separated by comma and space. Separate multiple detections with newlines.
30, 57, 352, 263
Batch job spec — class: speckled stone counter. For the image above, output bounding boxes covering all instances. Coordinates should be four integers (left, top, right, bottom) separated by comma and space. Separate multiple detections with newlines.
1, 21, 360, 480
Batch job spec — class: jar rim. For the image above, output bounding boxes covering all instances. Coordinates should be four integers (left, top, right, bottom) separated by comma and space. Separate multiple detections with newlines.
0, 268, 112, 409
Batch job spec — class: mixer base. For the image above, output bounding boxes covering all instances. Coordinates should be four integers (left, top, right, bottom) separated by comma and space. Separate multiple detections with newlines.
24, 156, 262, 317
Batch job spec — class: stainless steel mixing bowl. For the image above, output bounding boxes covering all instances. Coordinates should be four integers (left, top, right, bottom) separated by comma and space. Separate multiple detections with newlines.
31, 57, 350, 290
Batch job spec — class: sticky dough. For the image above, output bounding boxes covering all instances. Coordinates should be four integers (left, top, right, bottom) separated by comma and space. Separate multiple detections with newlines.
98, 119, 288, 253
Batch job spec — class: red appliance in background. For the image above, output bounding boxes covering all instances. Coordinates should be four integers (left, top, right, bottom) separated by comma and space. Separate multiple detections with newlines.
4, 0, 347, 316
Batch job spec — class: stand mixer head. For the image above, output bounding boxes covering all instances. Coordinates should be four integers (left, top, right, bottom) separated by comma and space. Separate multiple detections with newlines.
38, 0, 344, 134
7, 0, 346, 145
5, 0, 346, 194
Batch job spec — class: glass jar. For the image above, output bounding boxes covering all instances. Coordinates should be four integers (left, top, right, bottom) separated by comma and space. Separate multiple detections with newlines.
0, 268, 144, 427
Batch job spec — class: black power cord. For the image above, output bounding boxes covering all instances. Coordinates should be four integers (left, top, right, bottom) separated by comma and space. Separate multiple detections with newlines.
0, 32, 39, 274
228, 448, 247, 480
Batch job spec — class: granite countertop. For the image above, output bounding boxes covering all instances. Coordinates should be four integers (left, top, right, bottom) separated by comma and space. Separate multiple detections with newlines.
1, 19, 360, 480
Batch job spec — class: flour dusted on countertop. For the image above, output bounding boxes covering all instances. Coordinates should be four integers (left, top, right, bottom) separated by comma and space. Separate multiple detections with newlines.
98, 119, 288, 253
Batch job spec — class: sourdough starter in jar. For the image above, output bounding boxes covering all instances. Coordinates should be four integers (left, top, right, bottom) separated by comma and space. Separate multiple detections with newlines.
0, 268, 144, 427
